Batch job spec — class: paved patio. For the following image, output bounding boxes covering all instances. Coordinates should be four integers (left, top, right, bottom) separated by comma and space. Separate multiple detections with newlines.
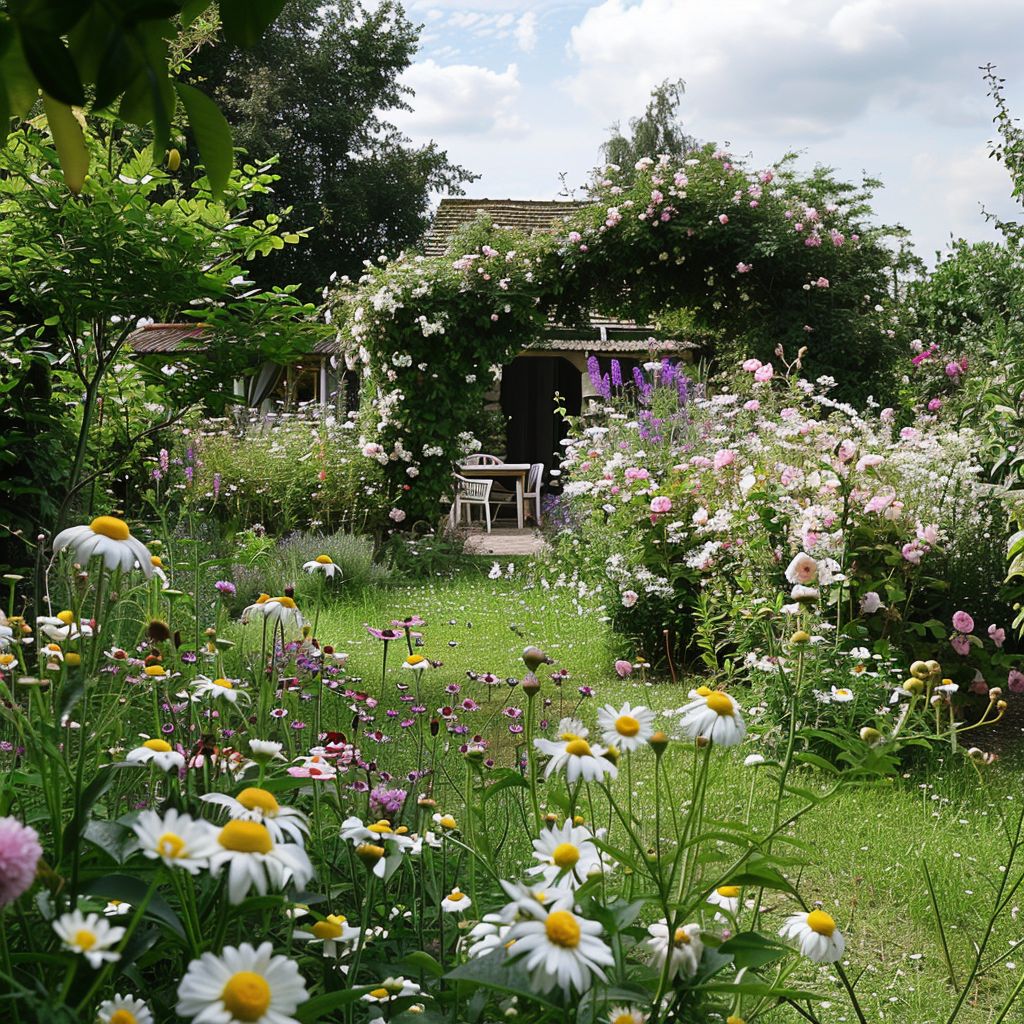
461, 526, 549, 556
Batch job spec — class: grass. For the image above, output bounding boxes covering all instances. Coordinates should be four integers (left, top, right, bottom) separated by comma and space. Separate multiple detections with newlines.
307, 561, 1024, 1024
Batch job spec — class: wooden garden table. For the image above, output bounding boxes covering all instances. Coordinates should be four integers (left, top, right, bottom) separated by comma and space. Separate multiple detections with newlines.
456, 463, 530, 529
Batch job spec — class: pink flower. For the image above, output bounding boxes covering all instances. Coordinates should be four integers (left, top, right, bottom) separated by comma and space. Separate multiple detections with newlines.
736, 262, 752, 273
970, 676, 989, 696
916, 523, 940, 545
950, 634, 971, 656
988, 624, 1006, 648
713, 449, 736, 470
901, 541, 925, 565
614, 659, 633, 678
753, 363, 774, 383
813, 276, 830, 288
743, 399, 760, 411
621, 590, 638, 608
945, 361, 963, 378
837, 440, 857, 463
718, 214, 729, 225
650, 496, 672, 514
859, 591, 884, 614
899, 427, 921, 441
927, 398, 942, 412
389, 508, 407, 523
855, 453, 883, 472
0, 817, 42, 907
951, 610, 975, 634
741, 358, 762, 372
865, 493, 895, 514
1008, 669, 1024, 694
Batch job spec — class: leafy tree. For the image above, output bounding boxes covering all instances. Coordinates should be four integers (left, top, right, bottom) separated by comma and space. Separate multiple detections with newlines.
0, 121, 328, 570
600, 79, 699, 179
0, 1, 291, 195
187, 0, 476, 296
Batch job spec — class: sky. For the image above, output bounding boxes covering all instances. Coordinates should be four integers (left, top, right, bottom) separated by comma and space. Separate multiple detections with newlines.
389, 0, 1024, 263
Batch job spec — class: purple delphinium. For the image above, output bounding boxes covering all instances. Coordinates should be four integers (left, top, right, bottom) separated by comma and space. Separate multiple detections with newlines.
610, 359, 623, 389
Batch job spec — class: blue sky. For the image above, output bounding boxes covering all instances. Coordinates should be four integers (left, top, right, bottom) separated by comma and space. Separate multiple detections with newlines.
390, 0, 1024, 262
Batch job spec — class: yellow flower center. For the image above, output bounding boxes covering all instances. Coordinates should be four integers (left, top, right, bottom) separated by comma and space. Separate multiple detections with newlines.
236, 787, 279, 814
405, 655, 425, 665
727, 1017, 747, 1024
565, 738, 592, 757
852, 664, 865, 674
46, 644, 62, 653
255, 594, 271, 604
151, 555, 163, 567
312, 918, 344, 940
213, 678, 234, 689
143, 665, 166, 676
221, 971, 271, 1022
143, 738, 172, 752
369, 988, 391, 1000
438, 814, 457, 829
109, 1010, 138, 1024
218, 820, 273, 854
673, 926, 691, 945
356, 843, 386, 864
315, 554, 333, 564
368, 820, 393, 834
545, 909, 581, 948
272, 596, 297, 609
0, 654, 14, 666
705, 692, 734, 716
559, 731, 582, 741
695, 685, 713, 697
57, 610, 75, 625
89, 515, 130, 541
446, 890, 466, 902
716, 885, 741, 898
65, 653, 81, 667
74, 928, 97, 951
612, 1015, 635, 1024
552, 843, 580, 869
615, 714, 641, 737
806, 910, 836, 936
835, 689, 851, 698
158, 832, 187, 858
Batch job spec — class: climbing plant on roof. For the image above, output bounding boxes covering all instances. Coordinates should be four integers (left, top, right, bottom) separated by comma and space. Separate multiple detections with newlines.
331, 143, 902, 528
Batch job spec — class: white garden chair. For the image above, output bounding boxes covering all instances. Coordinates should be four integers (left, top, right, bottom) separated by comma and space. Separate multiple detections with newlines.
451, 473, 494, 533
491, 462, 545, 524
463, 453, 503, 465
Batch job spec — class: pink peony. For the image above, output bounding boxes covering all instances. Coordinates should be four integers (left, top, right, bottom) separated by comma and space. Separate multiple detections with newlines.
614, 659, 633, 678
988, 624, 1006, 648
927, 398, 942, 412
650, 496, 672, 514
814, 276, 830, 288
901, 541, 925, 565
718, 214, 729, 225
621, 590, 639, 608
865, 493, 895, 514
713, 449, 736, 470
0, 817, 42, 907
951, 610, 975, 635
741, 358, 762, 372
753, 363, 774, 382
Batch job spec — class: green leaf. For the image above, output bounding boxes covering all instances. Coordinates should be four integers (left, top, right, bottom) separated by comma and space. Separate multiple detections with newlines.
296, 987, 373, 1021
399, 951, 444, 978
19, 28, 84, 105
41, 94, 89, 193
219, 0, 289, 48
446, 952, 558, 1008
80, 873, 187, 940
718, 930, 792, 969
174, 81, 233, 198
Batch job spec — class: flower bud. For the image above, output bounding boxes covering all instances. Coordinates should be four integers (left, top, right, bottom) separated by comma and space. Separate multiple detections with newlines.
905, 679, 924, 695
988, 687, 1002, 701
649, 730, 670, 756
909, 661, 929, 680
790, 630, 810, 645
521, 673, 541, 696
859, 726, 882, 745
603, 745, 620, 765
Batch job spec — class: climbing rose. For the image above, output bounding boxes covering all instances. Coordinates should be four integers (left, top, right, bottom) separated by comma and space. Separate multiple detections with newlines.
951, 611, 975, 635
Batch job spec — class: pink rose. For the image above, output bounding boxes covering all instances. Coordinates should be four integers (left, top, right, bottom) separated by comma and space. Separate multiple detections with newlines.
901, 541, 924, 565
718, 214, 729, 225
650, 496, 672, 514
865, 493, 895, 514
753, 363, 774, 383
736, 262, 752, 273
742, 358, 762, 372
713, 449, 736, 470
950, 634, 970, 656
951, 610, 975, 634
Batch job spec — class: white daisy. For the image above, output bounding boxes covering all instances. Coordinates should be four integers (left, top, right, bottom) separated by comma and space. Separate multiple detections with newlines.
465, 914, 513, 959
103, 900, 132, 917
338, 817, 414, 881
240, 594, 273, 623
607, 1007, 645, 1024
533, 719, 617, 783
706, 884, 741, 914
176, 941, 308, 1024
202, 787, 309, 844
498, 879, 575, 919
248, 739, 285, 762
779, 909, 845, 962
131, 808, 219, 873
830, 686, 855, 703
527, 820, 610, 888
126, 737, 185, 773
597, 702, 655, 753
53, 910, 124, 968
97, 993, 153, 1024
191, 676, 247, 704
401, 654, 430, 671
261, 597, 304, 631
361, 977, 422, 1003
209, 821, 315, 904
53, 516, 154, 577
294, 913, 359, 958
676, 688, 746, 747
645, 920, 702, 979
303, 555, 341, 578
36, 612, 94, 643
505, 894, 614, 995
441, 887, 472, 913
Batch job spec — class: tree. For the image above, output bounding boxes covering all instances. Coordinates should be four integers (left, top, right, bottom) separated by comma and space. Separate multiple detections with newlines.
600, 79, 698, 179
188, 0, 476, 297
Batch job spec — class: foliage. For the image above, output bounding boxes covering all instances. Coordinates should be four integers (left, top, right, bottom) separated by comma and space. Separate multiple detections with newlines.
0, 122, 324, 569
187, 0, 477, 296
334, 144, 903, 526
0, 0, 288, 195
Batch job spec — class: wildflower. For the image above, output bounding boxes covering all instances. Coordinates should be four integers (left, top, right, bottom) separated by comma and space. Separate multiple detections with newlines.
215, 580, 237, 597
0, 816, 42, 907
339, 817, 413, 880
209, 820, 314, 904
621, 590, 638, 608
248, 739, 285, 762
261, 597, 304, 631
614, 659, 633, 678
303, 555, 342, 578
241, 594, 273, 623
505, 894, 614, 995
533, 721, 618, 783
53, 516, 154, 577
176, 942, 308, 1024
361, 977, 422, 1003
707, 885, 741, 914
528, 820, 609, 888
126, 738, 185, 773
441, 887, 472, 912
192, 676, 247, 704
131, 809, 219, 873
402, 654, 430, 671
830, 687, 854, 703
676, 689, 746, 746
53, 910, 124, 967
597, 702, 655, 752
859, 591, 884, 614
779, 909, 845, 962
37, 612, 94, 642
784, 553, 818, 585
466, 914, 513, 958
294, 914, 359, 958
989, 624, 1006, 648
97, 994, 153, 1024
608, 1008, 645, 1024
645, 920, 703, 979
202, 788, 309, 844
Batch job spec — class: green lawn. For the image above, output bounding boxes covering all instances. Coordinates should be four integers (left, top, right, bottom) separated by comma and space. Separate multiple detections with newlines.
306, 562, 1023, 1023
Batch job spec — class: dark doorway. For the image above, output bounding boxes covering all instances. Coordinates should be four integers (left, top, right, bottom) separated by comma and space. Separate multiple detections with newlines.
500, 356, 582, 471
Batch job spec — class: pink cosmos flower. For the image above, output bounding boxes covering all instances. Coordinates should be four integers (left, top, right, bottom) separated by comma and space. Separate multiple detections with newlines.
713, 449, 736, 470
988, 624, 1006, 648
951, 611, 975, 634
650, 496, 672, 514
753, 363, 774, 382
1008, 669, 1024, 694
614, 659, 633, 678
0, 817, 42, 907
950, 634, 970, 656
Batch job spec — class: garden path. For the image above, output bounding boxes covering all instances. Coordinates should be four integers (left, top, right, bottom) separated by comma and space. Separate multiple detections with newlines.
461, 526, 549, 556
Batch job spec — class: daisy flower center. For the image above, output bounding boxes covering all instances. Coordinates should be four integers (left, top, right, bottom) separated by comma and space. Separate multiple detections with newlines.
615, 714, 641, 736
151, 555, 163, 567
673, 927, 691, 945
545, 909, 581, 948
716, 885, 741, 898
218, 820, 273, 854
273, 596, 297, 609
612, 1015, 636, 1024
109, 1011, 138, 1024
369, 988, 391, 1000
0, 654, 14, 666
705, 692, 734, 716
356, 843, 385, 864
315, 554, 333, 564
312, 919, 344, 940
552, 842, 580, 868
89, 515, 130, 541
834, 689, 852, 698
75, 928, 97, 950
221, 970, 271, 1022
158, 832, 187, 858
213, 678, 234, 689
367, 820, 393, 834
695, 685, 713, 697
446, 890, 466, 902
565, 738, 592, 757
255, 594, 271, 604
438, 814, 457, 829
405, 655, 425, 665
57, 610, 75, 624
806, 910, 836, 936
237, 787, 279, 814
143, 738, 172, 752
143, 665, 165, 676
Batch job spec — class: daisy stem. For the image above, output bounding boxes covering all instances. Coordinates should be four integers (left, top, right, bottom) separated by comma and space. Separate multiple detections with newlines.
834, 962, 868, 1024
524, 691, 541, 831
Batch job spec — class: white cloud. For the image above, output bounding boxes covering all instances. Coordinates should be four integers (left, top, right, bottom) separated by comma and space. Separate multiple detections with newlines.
515, 12, 538, 52
395, 60, 527, 138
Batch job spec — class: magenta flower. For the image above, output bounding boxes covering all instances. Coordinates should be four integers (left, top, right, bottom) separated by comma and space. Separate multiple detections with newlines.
988, 624, 1006, 648
650, 496, 672, 515
0, 816, 42, 907
365, 626, 402, 641
1008, 670, 1024, 694
614, 659, 633, 678
951, 611, 975, 635
950, 634, 971, 656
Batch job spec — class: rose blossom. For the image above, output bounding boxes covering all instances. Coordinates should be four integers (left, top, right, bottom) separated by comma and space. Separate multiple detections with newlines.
950, 634, 971, 656
650, 496, 672, 515
951, 611, 975, 635
713, 449, 736, 470
0, 816, 42, 907
741, 358, 762, 372
621, 590, 638, 608
614, 660, 633, 678
784, 552, 818, 585
753, 363, 774, 382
